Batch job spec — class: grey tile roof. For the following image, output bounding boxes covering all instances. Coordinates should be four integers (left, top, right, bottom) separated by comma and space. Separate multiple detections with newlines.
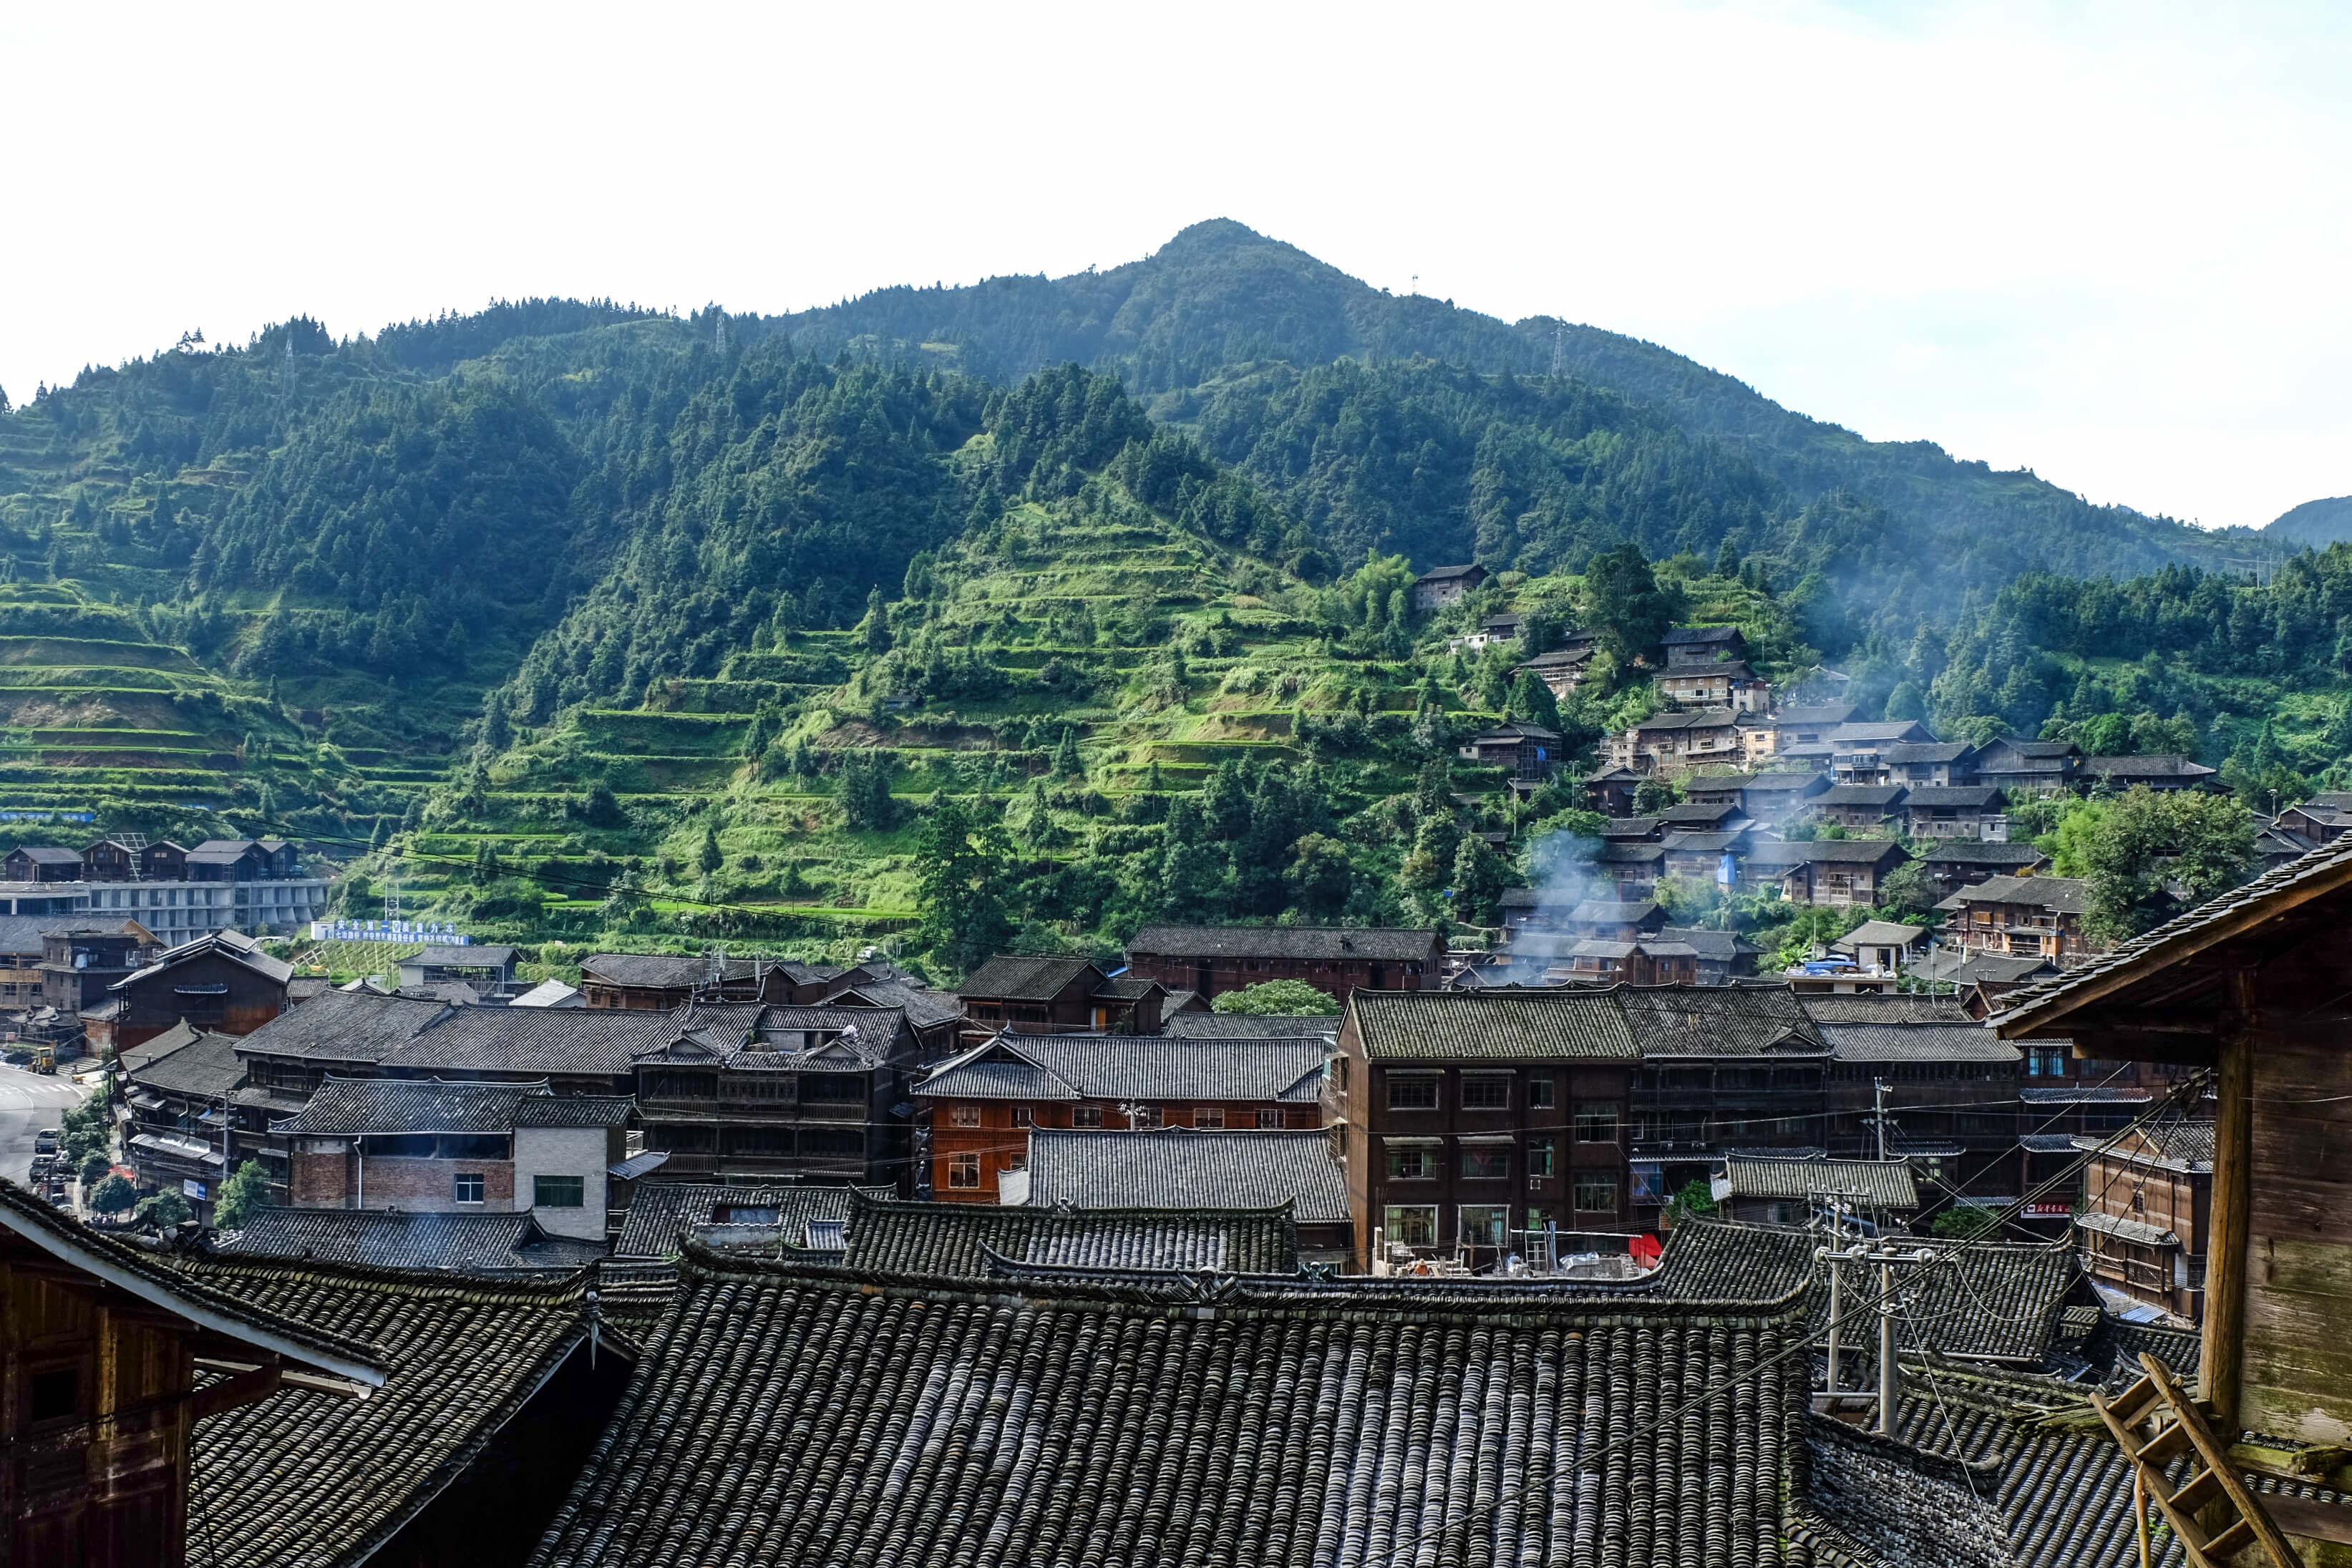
2019, 1086, 2152, 1104
1656, 801, 1741, 824
1595, 841, 1666, 865
956, 953, 1103, 1000
2076, 753, 2216, 779
1830, 722, 1934, 744
123, 1028, 250, 1098
122, 927, 296, 987
1821, 1022, 2021, 1063
841, 1191, 1301, 1275
178, 1252, 600, 1568
611, 1181, 892, 1259
915, 1032, 1326, 1103
1653, 925, 1760, 960
1812, 784, 1908, 807
1023, 1129, 1348, 1222
1619, 984, 1829, 1057
824, 975, 962, 1028
1661, 623, 1744, 646
1350, 988, 1643, 1060
218, 1208, 611, 1274
1935, 874, 2090, 915
1903, 785, 2003, 808
1632, 707, 1739, 733
2079, 1117, 2215, 1170
1567, 898, 1659, 923
530, 1250, 1812, 1567
1125, 923, 1440, 962
1163, 1011, 1340, 1038
237, 987, 699, 1076
1746, 838, 1910, 867
409, 943, 516, 967
1829, 919, 1927, 949
1882, 741, 1978, 764
1993, 839, 2352, 1034
276, 1076, 631, 1134
1722, 1155, 1918, 1207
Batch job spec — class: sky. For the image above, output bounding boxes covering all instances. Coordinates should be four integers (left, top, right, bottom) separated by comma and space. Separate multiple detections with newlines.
2, 1, 2347, 530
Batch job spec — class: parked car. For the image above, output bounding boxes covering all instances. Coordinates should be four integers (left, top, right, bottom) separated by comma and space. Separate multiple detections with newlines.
33, 1129, 58, 1154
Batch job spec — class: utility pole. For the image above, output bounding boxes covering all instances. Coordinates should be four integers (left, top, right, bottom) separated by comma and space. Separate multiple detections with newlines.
1872, 1078, 1890, 1160
1825, 1192, 1846, 1395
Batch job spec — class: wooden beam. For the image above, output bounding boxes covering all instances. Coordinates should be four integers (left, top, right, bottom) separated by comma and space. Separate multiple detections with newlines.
192, 1360, 281, 1420
2202, 968, 2255, 1426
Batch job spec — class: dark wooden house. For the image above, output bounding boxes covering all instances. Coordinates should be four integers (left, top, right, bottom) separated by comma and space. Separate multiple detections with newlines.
576, 950, 851, 1010
1994, 842, 2352, 1556
1409, 562, 1488, 610
3, 845, 82, 883
0, 1181, 383, 1567
37, 921, 156, 1020
1125, 924, 1442, 1002
105, 927, 291, 1050
1622, 984, 1832, 1223
953, 955, 1161, 1038
2076, 1117, 2215, 1322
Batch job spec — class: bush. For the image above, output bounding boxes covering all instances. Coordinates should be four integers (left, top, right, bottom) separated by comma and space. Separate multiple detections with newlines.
89, 1174, 137, 1214
213, 1159, 271, 1229
1210, 979, 1341, 1016
135, 1190, 191, 1229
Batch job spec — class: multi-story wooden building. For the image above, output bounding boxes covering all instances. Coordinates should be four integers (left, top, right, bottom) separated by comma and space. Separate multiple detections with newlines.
37, 920, 156, 1023
1812, 1008, 2023, 1199
1803, 784, 1908, 831
1456, 721, 1564, 784
1824, 721, 1937, 784
630, 1003, 919, 1186
1608, 708, 1744, 774
953, 955, 1160, 1038
575, 951, 861, 1010
3, 844, 84, 883
1124, 925, 1442, 1002
1934, 874, 2093, 961
1901, 784, 2005, 840
1879, 741, 1980, 787
1409, 562, 1488, 610
1622, 985, 1832, 1224
1969, 736, 2079, 794
1333, 988, 1643, 1270
1919, 839, 2051, 896
0, 1182, 383, 1567
1744, 839, 1910, 906
102, 928, 291, 1051
2076, 1118, 2214, 1322
913, 1031, 1326, 1202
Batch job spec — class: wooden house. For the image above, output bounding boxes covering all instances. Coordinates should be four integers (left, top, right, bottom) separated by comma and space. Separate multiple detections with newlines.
1456, 721, 1563, 783
1578, 765, 1642, 817
1902, 784, 2005, 840
1804, 783, 1908, 829
1408, 562, 1488, 610
1610, 708, 1744, 774
3, 845, 82, 883
1826, 721, 1937, 784
1744, 839, 1910, 906
1920, 839, 2050, 895
1934, 875, 2093, 962
1715, 1154, 1918, 1228
1880, 741, 1979, 787
396, 943, 519, 997
913, 1031, 1326, 1202
575, 950, 844, 1010
1516, 643, 1594, 698
1970, 736, 2079, 794
953, 955, 1160, 1036
105, 928, 291, 1050
2076, 1118, 2215, 1323
1993, 843, 2352, 1555
1017, 1127, 1353, 1263
37, 921, 156, 1020
0, 1181, 383, 1566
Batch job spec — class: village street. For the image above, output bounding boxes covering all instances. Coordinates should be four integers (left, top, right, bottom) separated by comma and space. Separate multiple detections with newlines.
0, 1062, 91, 1185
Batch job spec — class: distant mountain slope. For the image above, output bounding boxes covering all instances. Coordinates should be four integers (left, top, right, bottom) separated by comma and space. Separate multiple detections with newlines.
2267, 495, 2352, 548
769, 219, 2272, 587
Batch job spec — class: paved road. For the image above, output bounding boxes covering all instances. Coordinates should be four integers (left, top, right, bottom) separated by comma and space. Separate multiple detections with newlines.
0, 1064, 94, 1187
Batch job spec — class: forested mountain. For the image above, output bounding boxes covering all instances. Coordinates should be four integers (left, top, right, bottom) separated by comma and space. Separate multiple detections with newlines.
2268, 496, 2352, 549
0, 222, 2337, 976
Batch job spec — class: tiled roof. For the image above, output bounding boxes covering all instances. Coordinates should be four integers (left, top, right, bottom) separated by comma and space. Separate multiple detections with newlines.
1163, 1011, 1339, 1038
1653, 925, 1759, 960
119, 927, 295, 988
1632, 707, 1739, 733
1903, 785, 2002, 808
1662, 623, 1744, 645
1467, 721, 1561, 741
1600, 814, 1662, 837
1935, 874, 2090, 915
1722, 1155, 1918, 1207
1737, 769, 1832, 792
179, 1253, 603, 1568
1416, 561, 1485, 580
1567, 898, 1659, 923
530, 1250, 1811, 1567
1829, 919, 1925, 950
1829, 722, 1933, 744
1812, 784, 1907, 807
1820, 1022, 2020, 1063
1595, 840, 1666, 865
123, 1026, 250, 1098
840, 1192, 1301, 1274
233, 987, 693, 1076
1657, 801, 1741, 824
2076, 753, 2217, 779
9, 843, 80, 862
1993, 839, 2352, 1034
2019, 1086, 2151, 1104
611, 1181, 892, 1260
410, 943, 517, 966
0, 1180, 382, 1386
1746, 838, 1910, 866
218, 1208, 610, 1273
2077, 1116, 2215, 1170
1882, 741, 1978, 764
1349, 987, 1641, 1060
277, 1076, 558, 1134
1023, 1129, 1348, 1222
1125, 923, 1439, 961
821, 975, 963, 1029
1661, 829, 1746, 852
1619, 984, 1829, 1057
915, 1032, 1325, 1103
956, 953, 1103, 1000
579, 951, 766, 988
1769, 703, 1860, 726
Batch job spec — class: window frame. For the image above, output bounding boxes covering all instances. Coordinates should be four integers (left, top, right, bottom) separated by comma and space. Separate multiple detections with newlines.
1458, 1203, 1511, 1249
1382, 1204, 1439, 1249
533, 1174, 585, 1209
1071, 1105, 1104, 1129
1385, 1073, 1440, 1111
1527, 1075, 1557, 1111
1575, 1104, 1623, 1144
1384, 1144, 1436, 1180
1459, 1144, 1510, 1182
1193, 1106, 1225, 1129
1573, 1172, 1620, 1214
453, 1172, 485, 1205
1459, 1074, 1511, 1111
948, 1104, 982, 1129
1255, 1107, 1284, 1129
947, 1152, 981, 1189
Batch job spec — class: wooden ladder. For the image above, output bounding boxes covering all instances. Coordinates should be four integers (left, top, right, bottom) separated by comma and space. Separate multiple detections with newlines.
2089, 1352, 2299, 1568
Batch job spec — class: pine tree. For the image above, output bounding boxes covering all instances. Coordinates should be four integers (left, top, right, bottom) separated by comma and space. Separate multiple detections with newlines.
858, 587, 891, 653
1051, 726, 1082, 778
698, 824, 724, 874
481, 687, 512, 752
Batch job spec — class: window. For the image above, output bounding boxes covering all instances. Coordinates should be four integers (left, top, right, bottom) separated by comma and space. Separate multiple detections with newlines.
1383, 1204, 1438, 1248
1575, 1105, 1622, 1143
1386, 1076, 1439, 1111
534, 1175, 585, 1209
1461, 1076, 1510, 1110
1256, 1108, 1285, 1129
454, 1173, 485, 1204
950, 1105, 982, 1129
1011, 1106, 1034, 1127
1194, 1106, 1225, 1129
800, 1075, 867, 1103
28, 1368, 78, 1425
1131, 1106, 1163, 1129
1072, 1105, 1104, 1129
1527, 1076, 1556, 1111
1527, 1139, 1555, 1179
948, 1153, 981, 1189
1385, 1145, 1435, 1179
1459, 1204, 1510, 1248
1460, 1146, 1509, 1181
1573, 1174, 1620, 1213
726, 1128, 794, 1155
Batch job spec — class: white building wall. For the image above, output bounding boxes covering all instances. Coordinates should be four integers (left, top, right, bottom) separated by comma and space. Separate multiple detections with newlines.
512, 1126, 611, 1240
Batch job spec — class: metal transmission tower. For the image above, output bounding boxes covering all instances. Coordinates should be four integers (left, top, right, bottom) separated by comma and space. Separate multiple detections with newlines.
115, 831, 149, 882
1550, 322, 1565, 379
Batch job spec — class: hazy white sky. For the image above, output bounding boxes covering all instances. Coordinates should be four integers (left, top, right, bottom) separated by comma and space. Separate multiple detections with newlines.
4, 1, 2347, 529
